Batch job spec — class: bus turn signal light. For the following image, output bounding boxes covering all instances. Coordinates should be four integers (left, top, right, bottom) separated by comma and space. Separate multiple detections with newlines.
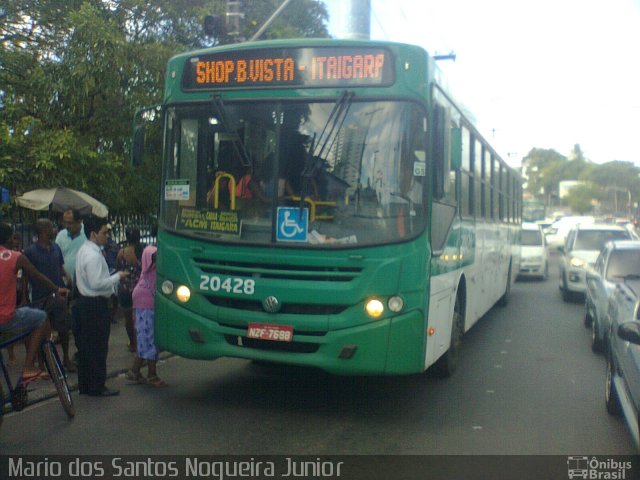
161, 280, 174, 295
388, 296, 404, 312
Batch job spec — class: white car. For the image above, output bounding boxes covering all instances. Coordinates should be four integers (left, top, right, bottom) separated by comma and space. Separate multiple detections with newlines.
559, 224, 634, 301
518, 222, 548, 280
545, 216, 595, 251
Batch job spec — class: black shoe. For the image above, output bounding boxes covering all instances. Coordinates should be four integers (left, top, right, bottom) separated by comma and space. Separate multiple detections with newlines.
64, 361, 77, 373
88, 387, 120, 397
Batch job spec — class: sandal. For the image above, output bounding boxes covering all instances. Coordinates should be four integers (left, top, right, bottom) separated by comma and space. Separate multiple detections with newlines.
21, 370, 49, 385
125, 370, 146, 384
146, 376, 168, 388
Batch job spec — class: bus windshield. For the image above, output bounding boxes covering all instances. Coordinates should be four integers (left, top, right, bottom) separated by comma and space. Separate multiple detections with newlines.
161, 99, 427, 247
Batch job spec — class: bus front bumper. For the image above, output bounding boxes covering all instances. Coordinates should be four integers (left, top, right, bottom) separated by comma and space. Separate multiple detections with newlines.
155, 296, 425, 375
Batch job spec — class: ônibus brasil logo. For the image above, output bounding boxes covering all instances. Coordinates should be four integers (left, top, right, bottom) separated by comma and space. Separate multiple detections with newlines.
567, 456, 632, 479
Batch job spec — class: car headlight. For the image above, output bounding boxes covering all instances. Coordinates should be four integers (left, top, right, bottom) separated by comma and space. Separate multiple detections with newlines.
570, 257, 587, 268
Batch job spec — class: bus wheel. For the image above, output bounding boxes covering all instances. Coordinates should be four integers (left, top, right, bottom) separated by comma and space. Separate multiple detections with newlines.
431, 294, 464, 378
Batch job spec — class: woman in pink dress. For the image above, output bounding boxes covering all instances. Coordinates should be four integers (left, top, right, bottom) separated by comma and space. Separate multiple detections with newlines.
126, 245, 166, 387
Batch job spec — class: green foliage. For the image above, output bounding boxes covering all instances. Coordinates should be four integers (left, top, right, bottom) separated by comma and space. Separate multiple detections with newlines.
583, 161, 640, 197
523, 145, 640, 215
241, 0, 329, 41
0, 0, 329, 216
522, 148, 567, 198
566, 184, 599, 215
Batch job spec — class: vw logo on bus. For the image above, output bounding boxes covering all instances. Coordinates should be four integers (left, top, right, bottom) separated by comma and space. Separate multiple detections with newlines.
262, 296, 281, 313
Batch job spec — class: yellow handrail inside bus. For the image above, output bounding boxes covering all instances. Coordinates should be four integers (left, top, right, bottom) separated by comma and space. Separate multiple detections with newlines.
287, 196, 336, 221
213, 172, 236, 210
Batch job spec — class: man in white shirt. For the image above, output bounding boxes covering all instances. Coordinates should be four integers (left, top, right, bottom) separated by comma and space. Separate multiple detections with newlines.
75, 216, 129, 397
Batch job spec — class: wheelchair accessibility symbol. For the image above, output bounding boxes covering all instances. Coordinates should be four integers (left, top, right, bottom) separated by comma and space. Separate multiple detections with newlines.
277, 207, 309, 242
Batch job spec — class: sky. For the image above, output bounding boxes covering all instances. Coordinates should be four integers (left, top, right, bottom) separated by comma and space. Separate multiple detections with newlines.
323, 0, 640, 168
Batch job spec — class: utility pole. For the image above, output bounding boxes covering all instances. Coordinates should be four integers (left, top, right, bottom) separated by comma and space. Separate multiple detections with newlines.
342, 0, 371, 39
227, 0, 245, 42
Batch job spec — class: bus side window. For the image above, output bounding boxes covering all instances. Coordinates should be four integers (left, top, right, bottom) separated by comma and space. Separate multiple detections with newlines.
432, 103, 451, 200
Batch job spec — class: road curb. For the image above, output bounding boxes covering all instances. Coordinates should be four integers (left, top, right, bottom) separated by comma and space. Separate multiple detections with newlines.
2, 352, 174, 414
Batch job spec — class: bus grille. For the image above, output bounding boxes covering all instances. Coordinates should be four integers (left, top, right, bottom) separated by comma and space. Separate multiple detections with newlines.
206, 295, 347, 315
194, 258, 362, 282
224, 335, 320, 353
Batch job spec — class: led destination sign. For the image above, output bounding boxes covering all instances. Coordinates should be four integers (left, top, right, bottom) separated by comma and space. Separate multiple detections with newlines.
182, 47, 394, 90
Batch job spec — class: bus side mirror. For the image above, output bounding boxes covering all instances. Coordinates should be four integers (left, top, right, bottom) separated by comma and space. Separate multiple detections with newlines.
131, 105, 162, 167
131, 125, 145, 167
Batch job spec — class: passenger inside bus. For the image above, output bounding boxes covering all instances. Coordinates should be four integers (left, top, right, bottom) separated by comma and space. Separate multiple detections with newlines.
230, 164, 271, 217
258, 153, 295, 199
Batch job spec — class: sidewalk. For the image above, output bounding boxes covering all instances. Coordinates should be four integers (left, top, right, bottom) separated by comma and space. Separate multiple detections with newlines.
1, 310, 171, 412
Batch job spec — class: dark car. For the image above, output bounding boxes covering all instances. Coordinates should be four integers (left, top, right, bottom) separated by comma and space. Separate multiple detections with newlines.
605, 278, 640, 450
586, 241, 640, 352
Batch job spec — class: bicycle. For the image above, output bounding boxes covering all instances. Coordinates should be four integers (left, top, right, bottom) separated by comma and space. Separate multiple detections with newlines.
1, 325, 75, 430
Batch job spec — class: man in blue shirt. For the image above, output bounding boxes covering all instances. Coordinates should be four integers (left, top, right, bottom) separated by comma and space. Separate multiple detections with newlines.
55, 209, 86, 367
55, 209, 86, 284
25, 219, 76, 372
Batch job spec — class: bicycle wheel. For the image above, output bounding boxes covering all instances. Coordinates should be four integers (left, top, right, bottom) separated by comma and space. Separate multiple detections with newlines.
42, 342, 75, 418
0, 376, 4, 431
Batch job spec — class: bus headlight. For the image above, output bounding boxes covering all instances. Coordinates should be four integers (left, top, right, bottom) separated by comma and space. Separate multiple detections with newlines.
365, 298, 384, 318
176, 285, 191, 303
388, 296, 404, 313
161, 280, 174, 295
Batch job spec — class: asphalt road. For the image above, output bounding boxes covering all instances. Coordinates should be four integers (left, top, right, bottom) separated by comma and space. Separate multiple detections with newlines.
0, 254, 635, 456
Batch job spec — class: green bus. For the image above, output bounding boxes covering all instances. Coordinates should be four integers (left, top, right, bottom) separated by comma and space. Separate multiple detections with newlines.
138, 38, 521, 376
523, 199, 545, 223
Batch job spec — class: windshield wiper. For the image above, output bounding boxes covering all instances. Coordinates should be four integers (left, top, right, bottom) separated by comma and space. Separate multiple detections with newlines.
211, 95, 252, 168
612, 274, 640, 280
299, 91, 354, 207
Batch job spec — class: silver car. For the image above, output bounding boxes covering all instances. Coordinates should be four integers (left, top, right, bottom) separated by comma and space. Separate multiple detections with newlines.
586, 240, 640, 352
606, 278, 640, 450
559, 224, 634, 301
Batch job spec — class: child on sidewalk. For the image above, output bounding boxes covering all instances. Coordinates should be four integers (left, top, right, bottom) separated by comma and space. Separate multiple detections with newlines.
126, 245, 166, 387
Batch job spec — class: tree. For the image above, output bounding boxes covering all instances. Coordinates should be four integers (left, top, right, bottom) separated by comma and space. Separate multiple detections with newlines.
568, 143, 587, 163
522, 148, 566, 199
581, 161, 640, 215
0, 0, 331, 216
241, 0, 329, 41
566, 184, 599, 215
